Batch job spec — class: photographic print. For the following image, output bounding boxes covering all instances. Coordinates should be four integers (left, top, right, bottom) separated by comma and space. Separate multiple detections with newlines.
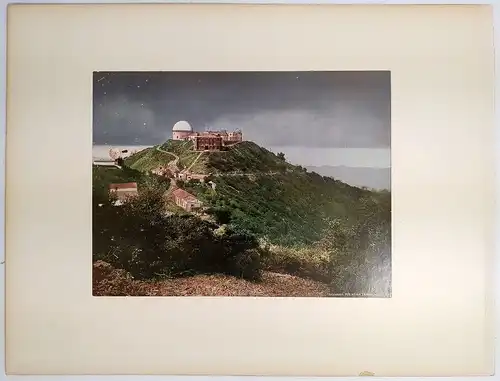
92, 71, 391, 297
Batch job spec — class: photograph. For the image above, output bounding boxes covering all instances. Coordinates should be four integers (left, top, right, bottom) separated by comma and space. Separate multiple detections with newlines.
92, 71, 392, 297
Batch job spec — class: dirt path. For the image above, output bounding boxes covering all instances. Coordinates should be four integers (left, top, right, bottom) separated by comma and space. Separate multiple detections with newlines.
212, 171, 280, 177
185, 151, 205, 173
156, 145, 180, 172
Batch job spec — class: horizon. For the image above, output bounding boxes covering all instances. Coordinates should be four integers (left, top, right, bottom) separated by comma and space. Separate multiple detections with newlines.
92, 143, 390, 169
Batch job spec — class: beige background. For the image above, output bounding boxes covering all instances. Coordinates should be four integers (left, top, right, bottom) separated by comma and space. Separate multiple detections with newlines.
5, 4, 495, 376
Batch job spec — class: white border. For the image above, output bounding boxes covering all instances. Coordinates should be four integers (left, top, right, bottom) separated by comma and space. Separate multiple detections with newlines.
1, 0, 497, 380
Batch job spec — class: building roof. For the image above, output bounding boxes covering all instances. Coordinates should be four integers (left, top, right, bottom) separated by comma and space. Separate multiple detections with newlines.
109, 182, 138, 190
93, 160, 118, 166
195, 133, 222, 139
172, 188, 199, 203
172, 120, 193, 132
114, 191, 138, 200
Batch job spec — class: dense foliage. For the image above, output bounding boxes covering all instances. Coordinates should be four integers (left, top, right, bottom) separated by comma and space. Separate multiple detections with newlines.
183, 172, 381, 247
206, 142, 290, 173
93, 187, 265, 281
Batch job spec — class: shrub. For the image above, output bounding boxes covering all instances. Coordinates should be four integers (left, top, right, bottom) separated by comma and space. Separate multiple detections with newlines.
206, 207, 232, 225
320, 210, 391, 297
261, 244, 331, 283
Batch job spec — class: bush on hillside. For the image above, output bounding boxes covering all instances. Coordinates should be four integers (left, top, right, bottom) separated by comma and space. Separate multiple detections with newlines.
260, 245, 331, 283
317, 196, 392, 297
206, 206, 232, 224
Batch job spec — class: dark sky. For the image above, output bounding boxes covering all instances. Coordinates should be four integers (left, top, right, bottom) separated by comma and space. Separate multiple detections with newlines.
93, 71, 391, 148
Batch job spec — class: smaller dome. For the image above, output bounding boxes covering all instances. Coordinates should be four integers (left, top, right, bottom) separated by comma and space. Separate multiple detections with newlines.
173, 120, 193, 132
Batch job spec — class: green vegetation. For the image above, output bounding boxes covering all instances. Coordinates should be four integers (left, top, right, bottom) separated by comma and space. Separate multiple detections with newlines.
124, 146, 176, 172
143, 140, 293, 174
93, 160, 262, 282
182, 172, 391, 295
93, 139, 392, 296
160, 139, 193, 156
205, 141, 290, 174
159, 140, 203, 171
92, 165, 171, 204
183, 171, 387, 248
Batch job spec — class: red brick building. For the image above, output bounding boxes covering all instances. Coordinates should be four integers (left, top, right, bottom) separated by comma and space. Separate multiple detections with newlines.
172, 188, 202, 212
226, 130, 243, 143
193, 135, 223, 151
108, 182, 138, 205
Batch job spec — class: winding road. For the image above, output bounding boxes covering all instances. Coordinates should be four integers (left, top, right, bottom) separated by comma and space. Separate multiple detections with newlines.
156, 145, 180, 172
211, 171, 280, 177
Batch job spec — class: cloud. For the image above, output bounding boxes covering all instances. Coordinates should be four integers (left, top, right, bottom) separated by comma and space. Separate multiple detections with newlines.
93, 96, 169, 144
207, 103, 390, 148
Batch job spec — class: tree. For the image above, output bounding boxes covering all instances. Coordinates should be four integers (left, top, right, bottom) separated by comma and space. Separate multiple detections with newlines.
277, 152, 286, 161
209, 207, 232, 224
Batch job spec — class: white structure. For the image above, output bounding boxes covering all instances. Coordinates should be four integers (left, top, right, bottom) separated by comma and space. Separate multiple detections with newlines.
172, 120, 193, 140
93, 160, 121, 169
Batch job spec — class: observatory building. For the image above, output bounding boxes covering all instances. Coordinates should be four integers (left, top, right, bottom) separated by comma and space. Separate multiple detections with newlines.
172, 120, 194, 140
171, 120, 243, 151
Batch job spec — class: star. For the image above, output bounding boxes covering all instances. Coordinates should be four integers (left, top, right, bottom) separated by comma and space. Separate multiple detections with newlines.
143, 122, 147, 126
137, 85, 141, 88
103, 91, 107, 95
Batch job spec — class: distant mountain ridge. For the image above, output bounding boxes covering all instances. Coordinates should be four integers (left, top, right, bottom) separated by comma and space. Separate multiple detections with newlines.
306, 165, 390, 191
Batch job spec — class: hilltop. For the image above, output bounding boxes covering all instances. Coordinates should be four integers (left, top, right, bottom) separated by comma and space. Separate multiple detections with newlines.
125, 140, 294, 174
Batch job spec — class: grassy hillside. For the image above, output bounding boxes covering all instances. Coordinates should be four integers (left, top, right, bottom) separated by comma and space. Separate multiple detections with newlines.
204, 141, 291, 174
128, 140, 294, 174
183, 171, 388, 247
124, 146, 177, 172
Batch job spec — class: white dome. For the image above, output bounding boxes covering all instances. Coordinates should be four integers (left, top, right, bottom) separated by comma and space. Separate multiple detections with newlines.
172, 120, 193, 132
